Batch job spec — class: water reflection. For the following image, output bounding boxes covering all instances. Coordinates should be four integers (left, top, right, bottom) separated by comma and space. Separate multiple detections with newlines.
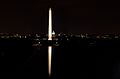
48, 46, 52, 77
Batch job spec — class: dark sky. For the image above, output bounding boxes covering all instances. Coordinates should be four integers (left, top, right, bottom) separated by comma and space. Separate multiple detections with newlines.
0, 0, 120, 34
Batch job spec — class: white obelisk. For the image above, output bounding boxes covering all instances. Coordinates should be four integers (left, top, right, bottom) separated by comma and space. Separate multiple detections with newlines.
48, 8, 52, 41
48, 8, 52, 77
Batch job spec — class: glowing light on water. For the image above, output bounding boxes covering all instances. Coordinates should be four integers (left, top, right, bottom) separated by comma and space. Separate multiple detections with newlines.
48, 46, 52, 76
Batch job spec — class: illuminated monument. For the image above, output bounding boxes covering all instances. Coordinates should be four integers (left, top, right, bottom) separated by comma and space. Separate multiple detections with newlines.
48, 8, 53, 77
48, 8, 52, 41
48, 7, 57, 78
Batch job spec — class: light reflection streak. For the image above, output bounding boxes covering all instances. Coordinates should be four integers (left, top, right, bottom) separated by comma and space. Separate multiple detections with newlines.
48, 46, 52, 77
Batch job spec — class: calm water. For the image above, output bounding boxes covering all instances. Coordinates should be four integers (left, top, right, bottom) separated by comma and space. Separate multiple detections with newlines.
0, 38, 120, 79
51, 39, 120, 79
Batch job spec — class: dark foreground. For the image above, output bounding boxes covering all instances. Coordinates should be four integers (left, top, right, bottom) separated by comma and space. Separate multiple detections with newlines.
0, 38, 120, 79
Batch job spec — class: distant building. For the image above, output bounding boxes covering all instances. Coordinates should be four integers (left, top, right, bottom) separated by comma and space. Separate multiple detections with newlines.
52, 30, 55, 38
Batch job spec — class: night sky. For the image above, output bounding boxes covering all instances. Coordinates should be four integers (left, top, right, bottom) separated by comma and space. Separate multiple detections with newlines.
0, 0, 120, 34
